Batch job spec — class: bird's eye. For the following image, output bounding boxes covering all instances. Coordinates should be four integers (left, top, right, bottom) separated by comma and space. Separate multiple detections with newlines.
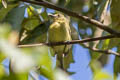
57, 14, 60, 17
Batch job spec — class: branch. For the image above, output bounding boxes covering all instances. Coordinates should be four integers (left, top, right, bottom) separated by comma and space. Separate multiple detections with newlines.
20, 0, 119, 35
83, 43, 120, 56
18, 35, 115, 48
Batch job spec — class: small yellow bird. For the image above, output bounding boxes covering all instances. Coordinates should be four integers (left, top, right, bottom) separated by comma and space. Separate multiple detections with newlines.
48, 13, 72, 69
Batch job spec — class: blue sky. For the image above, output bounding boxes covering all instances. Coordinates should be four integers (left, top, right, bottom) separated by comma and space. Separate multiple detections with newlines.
69, 44, 92, 80
67, 44, 120, 80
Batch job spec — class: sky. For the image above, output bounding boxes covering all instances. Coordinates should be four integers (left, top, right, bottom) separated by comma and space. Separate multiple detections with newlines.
68, 44, 116, 80
69, 44, 92, 80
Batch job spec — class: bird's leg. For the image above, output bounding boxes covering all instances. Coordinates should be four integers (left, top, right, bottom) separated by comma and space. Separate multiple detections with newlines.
60, 54, 65, 70
57, 54, 65, 70
63, 44, 67, 53
63, 41, 70, 57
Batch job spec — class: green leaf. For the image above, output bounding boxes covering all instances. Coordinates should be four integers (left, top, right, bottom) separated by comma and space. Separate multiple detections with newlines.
93, 0, 111, 48
21, 46, 53, 79
21, 20, 50, 44
3, 5, 26, 32
89, 0, 111, 72
113, 46, 120, 80
0, 4, 17, 22
108, 0, 120, 48
2, 71, 28, 80
0, 39, 35, 73
63, 47, 74, 71
22, 17, 40, 31
113, 56, 120, 80
93, 71, 112, 80
0, 52, 6, 63
0, 23, 11, 39
39, 66, 54, 80
27, 6, 35, 18
66, 0, 83, 13
71, 26, 79, 40
0, 64, 6, 79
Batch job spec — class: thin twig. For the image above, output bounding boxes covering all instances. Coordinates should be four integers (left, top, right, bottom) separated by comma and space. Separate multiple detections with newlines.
18, 35, 115, 48
83, 43, 120, 56
20, 0, 119, 35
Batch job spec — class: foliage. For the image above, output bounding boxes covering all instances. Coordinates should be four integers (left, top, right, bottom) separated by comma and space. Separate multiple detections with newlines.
0, 0, 120, 80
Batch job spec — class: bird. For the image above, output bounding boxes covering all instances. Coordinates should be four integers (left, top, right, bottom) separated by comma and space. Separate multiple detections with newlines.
48, 13, 72, 69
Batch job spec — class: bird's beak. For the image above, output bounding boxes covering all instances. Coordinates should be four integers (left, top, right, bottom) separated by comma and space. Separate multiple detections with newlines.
48, 13, 56, 18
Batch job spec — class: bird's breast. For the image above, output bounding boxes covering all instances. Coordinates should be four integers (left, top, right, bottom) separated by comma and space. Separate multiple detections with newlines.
48, 22, 71, 42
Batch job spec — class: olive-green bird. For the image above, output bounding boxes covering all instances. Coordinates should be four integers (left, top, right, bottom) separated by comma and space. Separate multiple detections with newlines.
48, 13, 72, 69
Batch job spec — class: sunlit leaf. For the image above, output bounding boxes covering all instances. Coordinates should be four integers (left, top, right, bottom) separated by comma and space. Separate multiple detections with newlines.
1, 0, 7, 8
0, 40, 35, 73
0, 52, 6, 63
93, 71, 112, 80
54, 69, 71, 80
27, 6, 34, 17
22, 17, 40, 31
0, 64, 6, 79
2, 71, 28, 80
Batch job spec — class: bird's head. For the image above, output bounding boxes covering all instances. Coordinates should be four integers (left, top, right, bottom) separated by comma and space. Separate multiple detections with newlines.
48, 13, 66, 22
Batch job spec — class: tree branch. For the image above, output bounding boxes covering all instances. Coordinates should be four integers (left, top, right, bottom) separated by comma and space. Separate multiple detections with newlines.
20, 0, 119, 35
83, 43, 120, 56
18, 35, 115, 48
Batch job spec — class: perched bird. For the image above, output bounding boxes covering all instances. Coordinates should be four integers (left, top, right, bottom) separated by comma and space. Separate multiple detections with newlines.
48, 13, 72, 69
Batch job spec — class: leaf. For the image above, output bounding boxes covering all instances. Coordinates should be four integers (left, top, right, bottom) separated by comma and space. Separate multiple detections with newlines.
113, 46, 120, 80
89, 56, 102, 73
0, 52, 6, 63
2, 71, 28, 80
0, 39, 35, 73
0, 23, 11, 39
27, 6, 34, 18
1, 0, 7, 8
108, 0, 120, 48
53, 69, 71, 80
63, 47, 74, 71
20, 20, 50, 44
113, 56, 120, 80
3, 5, 26, 32
93, 0, 111, 48
33, 46, 52, 70
22, 17, 40, 31
20, 45, 53, 71
89, 0, 111, 72
0, 24, 35, 73
93, 71, 112, 80
22, 46, 53, 79
65, 0, 71, 6
0, 64, 6, 79
66, 0, 84, 13
39, 65, 54, 80
0, 4, 18, 21
71, 26, 79, 40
